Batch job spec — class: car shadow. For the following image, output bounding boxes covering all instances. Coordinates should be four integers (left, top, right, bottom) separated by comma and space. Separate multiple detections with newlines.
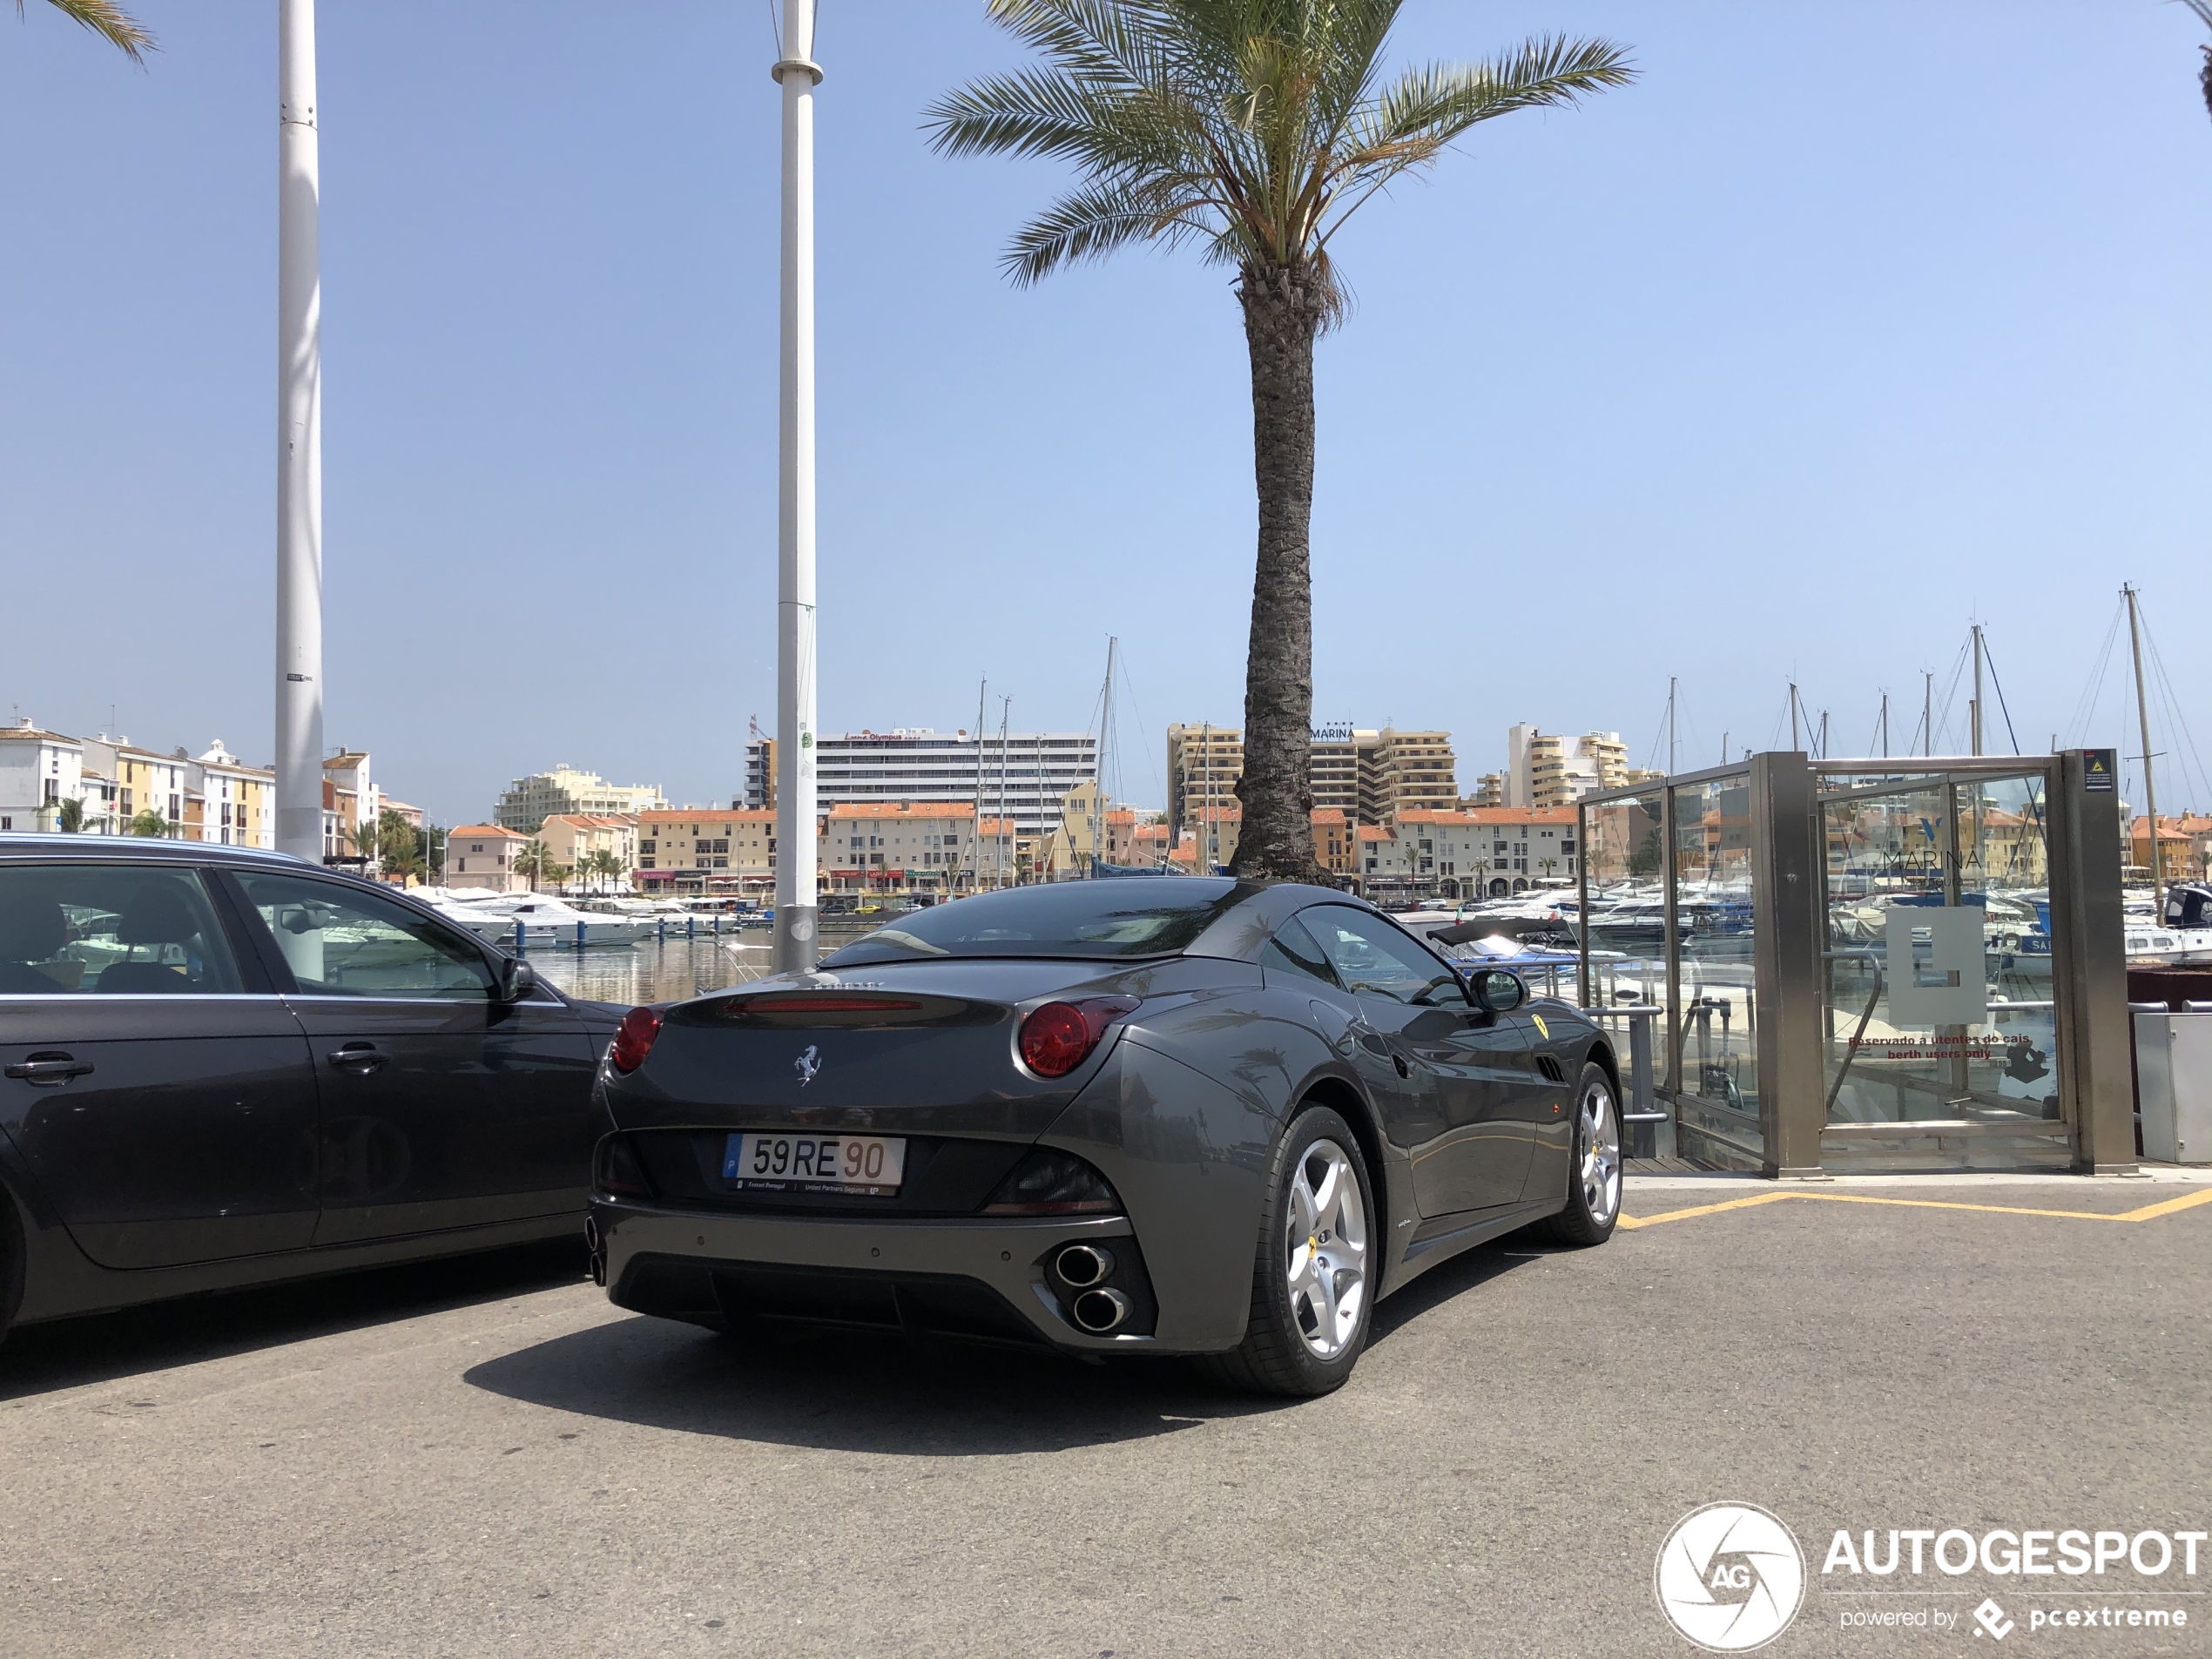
463, 1317, 1285, 1456
0, 1238, 589, 1401
1366, 1233, 1552, 1346
462, 1234, 1556, 1453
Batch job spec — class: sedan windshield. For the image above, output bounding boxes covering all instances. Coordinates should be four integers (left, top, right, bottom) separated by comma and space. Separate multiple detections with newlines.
820, 879, 1254, 965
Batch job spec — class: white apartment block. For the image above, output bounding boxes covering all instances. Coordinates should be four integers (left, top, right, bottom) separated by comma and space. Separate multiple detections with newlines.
745, 730, 1097, 839
1504, 725, 1660, 809
0, 719, 91, 833
1365, 808, 1580, 897
496, 765, 666, 832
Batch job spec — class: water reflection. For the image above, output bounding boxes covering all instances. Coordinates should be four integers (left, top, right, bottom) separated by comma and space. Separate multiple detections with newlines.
523, 925, 879, 1006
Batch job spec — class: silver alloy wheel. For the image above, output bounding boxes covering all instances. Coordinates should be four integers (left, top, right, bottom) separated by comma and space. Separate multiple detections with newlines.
1285, 1139, 1368, 1359
1579, 1078, 1622, 1227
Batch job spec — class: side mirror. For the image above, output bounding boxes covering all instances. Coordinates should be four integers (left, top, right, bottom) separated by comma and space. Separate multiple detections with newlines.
1469, 968, 1527, 1014
502, 959, 539, 1001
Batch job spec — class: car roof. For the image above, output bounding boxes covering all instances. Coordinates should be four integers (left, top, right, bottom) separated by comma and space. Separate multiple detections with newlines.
0, 833, 318, 871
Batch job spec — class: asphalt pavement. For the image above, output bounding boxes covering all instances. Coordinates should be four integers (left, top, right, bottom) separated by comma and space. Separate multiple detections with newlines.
4, 1172, 2209, 1659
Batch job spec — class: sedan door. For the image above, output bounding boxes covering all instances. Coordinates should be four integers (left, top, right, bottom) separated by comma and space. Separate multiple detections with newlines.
1298, 906, 1535, 1215
0, 861, 320, 1269
221, 869, 597, 1245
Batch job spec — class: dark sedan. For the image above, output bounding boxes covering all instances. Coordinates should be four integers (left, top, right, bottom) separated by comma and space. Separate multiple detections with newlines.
0, 836, 624, 1339
590, 878, 1622, 1395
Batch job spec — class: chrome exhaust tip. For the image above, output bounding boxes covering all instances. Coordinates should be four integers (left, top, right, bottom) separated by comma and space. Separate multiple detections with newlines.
1071, 1287, 1130, 1333
1054, 1244, 1114, 1287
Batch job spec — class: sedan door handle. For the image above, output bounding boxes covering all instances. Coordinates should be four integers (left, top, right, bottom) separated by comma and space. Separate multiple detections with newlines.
325, 1043, 388, 1074
5, 1052, 93, 1085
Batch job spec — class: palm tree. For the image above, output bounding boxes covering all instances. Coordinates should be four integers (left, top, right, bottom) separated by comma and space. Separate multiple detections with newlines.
21, 0, 154, 60
54, 796, 85, 833
927, 1, 1631, 879
2188, 1, 2212, 121
514, 840, 548, 892
127, 807, 172, 838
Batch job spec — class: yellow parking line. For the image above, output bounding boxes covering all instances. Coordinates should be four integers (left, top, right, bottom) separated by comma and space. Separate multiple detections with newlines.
1617, 1186, 2212, 1231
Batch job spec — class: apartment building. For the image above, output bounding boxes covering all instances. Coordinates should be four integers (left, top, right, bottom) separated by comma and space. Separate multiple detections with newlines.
496, 765, 665, 832
1165, 725, 1245, 833
1037, 781, 1163, 876
197, 740, 273, 848
1170, 803, 1353, 880
745, 730, 1098, 840
448, 825, 529, 892
0, 720, 88, 833
1362, 807, 1579, 896
637, 807, 779, 894
822, 801, 977, 894
537, 813, 639, 884
1503, 725, 1662, 809
1169, 723, 1457, 827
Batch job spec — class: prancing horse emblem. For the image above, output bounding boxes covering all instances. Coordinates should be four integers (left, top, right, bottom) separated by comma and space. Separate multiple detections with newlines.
794, 1045, 820, 1087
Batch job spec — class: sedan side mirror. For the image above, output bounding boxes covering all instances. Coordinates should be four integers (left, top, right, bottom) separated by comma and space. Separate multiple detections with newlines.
1468, 968, 1527, 1014
501, 959, 539, 1001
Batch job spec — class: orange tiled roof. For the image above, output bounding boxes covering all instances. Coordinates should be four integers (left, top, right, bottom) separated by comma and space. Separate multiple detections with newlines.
451, 824, 526, 840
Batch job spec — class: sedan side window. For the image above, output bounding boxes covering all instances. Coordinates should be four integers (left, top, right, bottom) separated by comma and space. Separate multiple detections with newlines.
1303, 907, 1467, 1008
0, 865, 241, 995
1260, 915, 1341, 988
233, 872, 495, 1000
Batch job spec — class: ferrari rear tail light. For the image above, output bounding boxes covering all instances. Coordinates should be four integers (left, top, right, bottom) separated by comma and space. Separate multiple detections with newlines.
1017, 995, 1140, 1078
609, 1006, 662, 1073
982, 1148, 1120, 1215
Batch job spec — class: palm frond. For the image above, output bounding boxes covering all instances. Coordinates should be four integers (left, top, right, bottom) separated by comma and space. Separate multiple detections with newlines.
2182, 0, 2212, 27
19, 0, 154, 62
937, 0, 1634, 296
1003, 175, 1226, 284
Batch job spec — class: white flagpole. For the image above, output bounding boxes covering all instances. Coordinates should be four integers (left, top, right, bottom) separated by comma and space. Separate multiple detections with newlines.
772, 2, 822, 971
275, 0, 325, 861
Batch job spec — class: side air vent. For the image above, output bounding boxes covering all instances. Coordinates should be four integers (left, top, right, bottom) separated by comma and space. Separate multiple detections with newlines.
1535, 1055, 1568, 1084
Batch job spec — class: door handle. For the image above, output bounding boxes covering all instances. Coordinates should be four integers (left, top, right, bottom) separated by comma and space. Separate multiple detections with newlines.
326, 1043, 388, 1073
5, 1052, 93, 1085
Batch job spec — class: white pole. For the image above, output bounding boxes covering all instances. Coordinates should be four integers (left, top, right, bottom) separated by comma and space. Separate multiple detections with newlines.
275, 0, 324, 862
772, 2, 822, 973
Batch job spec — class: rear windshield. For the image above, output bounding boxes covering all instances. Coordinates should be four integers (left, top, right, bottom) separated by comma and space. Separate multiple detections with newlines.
819, 879, 1253, 965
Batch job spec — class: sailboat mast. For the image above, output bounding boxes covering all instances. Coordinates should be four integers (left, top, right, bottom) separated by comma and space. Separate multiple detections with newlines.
2126, 583, 2163, 916
1880, 692, 1889, 760
1923, 671, 1932, 759
1091, 639, 1116, 876
1668, 678, 1677, 775
1790, 684, 1802, 752
969, 678, 985, 894
998, 696, 1011, 889
1971, 624, 1985, 758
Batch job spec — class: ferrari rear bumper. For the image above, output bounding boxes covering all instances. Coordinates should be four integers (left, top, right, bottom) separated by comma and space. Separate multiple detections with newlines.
590, 1198, 1173, 1353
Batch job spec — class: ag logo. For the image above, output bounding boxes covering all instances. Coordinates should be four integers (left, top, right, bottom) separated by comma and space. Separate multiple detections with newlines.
1654, 1502, 1805, 1652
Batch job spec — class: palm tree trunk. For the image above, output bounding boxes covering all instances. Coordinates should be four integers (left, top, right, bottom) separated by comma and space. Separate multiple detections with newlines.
1230, 262, 1328, 883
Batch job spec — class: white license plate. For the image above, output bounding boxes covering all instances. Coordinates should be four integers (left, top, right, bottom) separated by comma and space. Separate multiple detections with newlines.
722, 1132, 907, 1197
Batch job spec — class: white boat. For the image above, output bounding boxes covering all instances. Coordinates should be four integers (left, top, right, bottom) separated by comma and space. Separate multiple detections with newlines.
416, 891, 653, 948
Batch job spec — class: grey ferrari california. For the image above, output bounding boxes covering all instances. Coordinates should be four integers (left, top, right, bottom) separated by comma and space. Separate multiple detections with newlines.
586, 878, 1621, 1395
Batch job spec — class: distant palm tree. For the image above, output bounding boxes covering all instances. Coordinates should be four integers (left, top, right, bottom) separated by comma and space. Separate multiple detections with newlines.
2188, 1, 2212, 121
54, 796, 85, 833
928, 1, 1631, 880
514, 840, 548, 892
127, 807, 171, 838
21, 0, 154, 61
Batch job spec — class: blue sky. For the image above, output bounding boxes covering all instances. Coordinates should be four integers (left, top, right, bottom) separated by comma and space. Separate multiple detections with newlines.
5, 1, 2209, 824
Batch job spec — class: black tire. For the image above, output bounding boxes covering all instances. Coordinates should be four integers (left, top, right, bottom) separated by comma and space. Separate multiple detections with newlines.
1534, 1062, 1622, 1247
1197, 1105, 1376, 1397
